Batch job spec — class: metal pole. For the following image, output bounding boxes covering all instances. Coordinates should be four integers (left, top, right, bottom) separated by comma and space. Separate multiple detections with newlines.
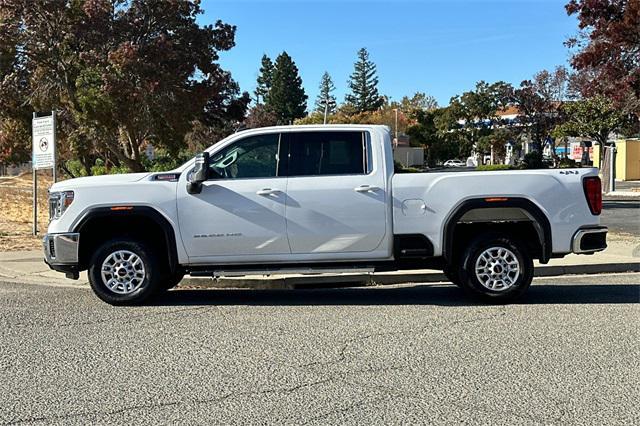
52, 110, 57, 183
610, 146, 616, 193
32, 112, 38, 236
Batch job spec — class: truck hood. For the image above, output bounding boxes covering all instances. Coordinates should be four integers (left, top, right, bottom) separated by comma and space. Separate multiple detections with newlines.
50, 172, 150, 191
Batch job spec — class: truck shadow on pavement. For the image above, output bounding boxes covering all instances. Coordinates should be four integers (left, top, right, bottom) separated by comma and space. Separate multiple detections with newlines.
151, 283, 640, 307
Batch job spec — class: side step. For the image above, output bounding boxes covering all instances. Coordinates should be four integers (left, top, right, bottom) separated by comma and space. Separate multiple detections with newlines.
190, 266, 375, 278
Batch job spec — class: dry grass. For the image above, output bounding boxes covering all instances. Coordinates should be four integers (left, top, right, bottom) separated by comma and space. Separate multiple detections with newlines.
0, 171, 53, 251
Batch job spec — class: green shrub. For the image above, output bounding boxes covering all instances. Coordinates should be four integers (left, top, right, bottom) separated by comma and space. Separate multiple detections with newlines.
476, 164, 513, 171
522, 151, 547, 169
557, 157, 578, 168
396, 167, 421, 173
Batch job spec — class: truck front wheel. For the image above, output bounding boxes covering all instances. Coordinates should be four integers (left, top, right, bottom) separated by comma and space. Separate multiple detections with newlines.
458, 233, 533, 302
88, 239, 164, 305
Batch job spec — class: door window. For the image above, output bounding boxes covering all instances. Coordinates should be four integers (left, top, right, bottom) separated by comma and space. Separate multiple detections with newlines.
287, 131, 366, 176
208, 133, 281, 179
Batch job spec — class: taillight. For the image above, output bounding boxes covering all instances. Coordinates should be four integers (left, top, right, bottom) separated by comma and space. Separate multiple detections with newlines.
583, 176, 602, 215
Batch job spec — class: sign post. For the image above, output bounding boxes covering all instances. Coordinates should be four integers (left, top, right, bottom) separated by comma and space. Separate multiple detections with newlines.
32, 111, 56, 235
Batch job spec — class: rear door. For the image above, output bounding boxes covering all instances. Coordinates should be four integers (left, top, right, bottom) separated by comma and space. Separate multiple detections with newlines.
282, 130, 388, 257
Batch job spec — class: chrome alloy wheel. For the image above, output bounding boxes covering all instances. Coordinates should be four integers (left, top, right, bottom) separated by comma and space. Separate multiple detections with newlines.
100, 250, 146, 295
474, 246, 520, 291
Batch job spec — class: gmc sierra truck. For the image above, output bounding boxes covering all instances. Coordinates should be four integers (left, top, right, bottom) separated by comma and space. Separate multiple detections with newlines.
44, 125, 607, 305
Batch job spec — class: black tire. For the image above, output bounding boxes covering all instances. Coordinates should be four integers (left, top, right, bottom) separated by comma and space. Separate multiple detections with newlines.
88, 239, 164, 305
457, 232, 533, 302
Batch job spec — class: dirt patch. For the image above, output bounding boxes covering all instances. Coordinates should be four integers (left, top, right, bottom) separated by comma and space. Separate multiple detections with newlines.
0, 171, 54, 251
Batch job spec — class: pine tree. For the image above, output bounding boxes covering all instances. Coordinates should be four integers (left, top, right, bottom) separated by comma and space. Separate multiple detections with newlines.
267, 51, 307, 124
345, 48, 384, 113
315, 71, 337, 119
255, 54, 274, 104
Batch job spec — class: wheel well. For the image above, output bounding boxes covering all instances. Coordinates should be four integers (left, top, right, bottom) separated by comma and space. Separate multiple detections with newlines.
449, 222, 542, 262
444, 199, 551, 263
74, 208, 178, 272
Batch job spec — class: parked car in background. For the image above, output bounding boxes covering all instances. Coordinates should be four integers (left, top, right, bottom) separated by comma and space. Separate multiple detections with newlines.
44, 125, 607, 305
444, 159, 465, 167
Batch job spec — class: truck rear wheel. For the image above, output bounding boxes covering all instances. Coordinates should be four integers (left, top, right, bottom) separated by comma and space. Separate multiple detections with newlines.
88, 239, 164, 305
458, 233, 533, 302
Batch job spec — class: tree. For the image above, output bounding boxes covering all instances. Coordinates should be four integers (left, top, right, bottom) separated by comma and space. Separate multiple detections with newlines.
267, 52, 307, 124
0, 1, 249, 172
314, 71, 337, 120
509, 67, 571, 156
245, 104, 279, 128
345, 48, 384, 113
554, 95, 629, 165
397, 92, 439, 120
444, 81, 512, 162
407, 108, 459, 166
254, 54, 274, 104
565, 0, 640, 113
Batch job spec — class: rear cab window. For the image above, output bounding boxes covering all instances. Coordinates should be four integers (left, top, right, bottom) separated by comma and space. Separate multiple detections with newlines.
283, 131, 368, 177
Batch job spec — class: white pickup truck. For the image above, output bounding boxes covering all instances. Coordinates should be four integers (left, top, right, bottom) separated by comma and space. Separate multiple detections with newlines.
44, 125, 607, 305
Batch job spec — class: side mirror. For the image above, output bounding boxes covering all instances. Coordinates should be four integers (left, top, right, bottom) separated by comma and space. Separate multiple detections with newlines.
187, 152, 210, 194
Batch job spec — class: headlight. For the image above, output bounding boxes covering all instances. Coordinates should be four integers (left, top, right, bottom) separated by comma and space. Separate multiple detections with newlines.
48, 191, 74, 221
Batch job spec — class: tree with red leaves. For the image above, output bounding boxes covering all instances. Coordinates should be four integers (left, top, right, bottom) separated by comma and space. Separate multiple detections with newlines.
0, 0, 249, 173
565, 0, 640, 113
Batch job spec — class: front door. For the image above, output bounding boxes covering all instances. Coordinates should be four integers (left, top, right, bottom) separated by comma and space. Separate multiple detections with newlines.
283, 131, 388, 256
177, 132, 290, 262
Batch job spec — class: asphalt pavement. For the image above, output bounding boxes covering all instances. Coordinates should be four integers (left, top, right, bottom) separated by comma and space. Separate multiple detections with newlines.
601, 200, 640, 236
1, 274, 638, 425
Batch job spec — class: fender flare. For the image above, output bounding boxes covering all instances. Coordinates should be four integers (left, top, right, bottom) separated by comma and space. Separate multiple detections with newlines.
443, 197, 552, 263
73, 206, 179, 273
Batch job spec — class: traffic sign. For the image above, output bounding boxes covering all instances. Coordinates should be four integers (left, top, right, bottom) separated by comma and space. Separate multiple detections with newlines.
32, 115, 55, 170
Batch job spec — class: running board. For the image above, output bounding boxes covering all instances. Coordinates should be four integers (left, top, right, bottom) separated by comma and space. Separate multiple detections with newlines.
190, 266, 375, 278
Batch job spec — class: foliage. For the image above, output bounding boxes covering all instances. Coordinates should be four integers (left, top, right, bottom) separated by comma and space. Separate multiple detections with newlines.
255, 54, 274, 104
407, 108, 460, 167
345, 48, 384, 113
395, 92, 439, 120
554, 95, 630, 164
393, 161, 421, 173
476, 164, 513, 171
565, 0, 640, 113
437, 81, 512, 162
266, 52, 307, 124
521, 151, 547, 169
476, 128, 511, 163
0, 0, 249, 172
245, 104, 279, 128
557, 157, 579, 168
314, 72, 337, 117
509, 67, 571, 155
0, 118, 30, 165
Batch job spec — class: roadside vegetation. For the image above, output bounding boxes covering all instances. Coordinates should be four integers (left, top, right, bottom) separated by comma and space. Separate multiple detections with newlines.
0, 173, 50, 251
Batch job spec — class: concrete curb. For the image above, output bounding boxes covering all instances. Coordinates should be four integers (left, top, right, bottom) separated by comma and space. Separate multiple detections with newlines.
179, 262, 640, 290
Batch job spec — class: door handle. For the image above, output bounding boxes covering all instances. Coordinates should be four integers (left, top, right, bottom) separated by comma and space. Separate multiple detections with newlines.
256, 188, 281, 196
354, 185, 380, 193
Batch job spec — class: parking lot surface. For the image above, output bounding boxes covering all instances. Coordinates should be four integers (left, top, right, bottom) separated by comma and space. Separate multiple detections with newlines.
1, 274, 638, 425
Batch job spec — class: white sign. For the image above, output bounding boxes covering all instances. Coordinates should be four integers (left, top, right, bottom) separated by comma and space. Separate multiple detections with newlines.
32, 115, 55, 170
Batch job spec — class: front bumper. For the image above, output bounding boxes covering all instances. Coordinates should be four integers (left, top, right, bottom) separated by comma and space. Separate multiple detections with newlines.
572, 226, 607, 254
43, 233, 80, 277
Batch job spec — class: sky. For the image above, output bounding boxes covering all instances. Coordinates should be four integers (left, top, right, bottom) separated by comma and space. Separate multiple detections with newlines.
200, 0, 578, 108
